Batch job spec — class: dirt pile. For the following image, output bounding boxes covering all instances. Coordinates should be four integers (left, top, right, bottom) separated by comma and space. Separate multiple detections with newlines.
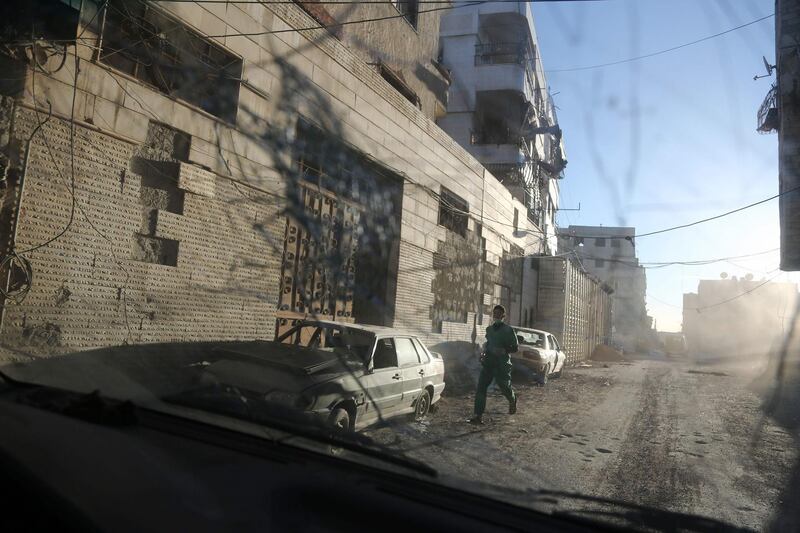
591, 344, 625, 362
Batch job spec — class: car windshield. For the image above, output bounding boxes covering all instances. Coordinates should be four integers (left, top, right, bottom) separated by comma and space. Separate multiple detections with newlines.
2, 0, 800, 531
277, 323, 375, 362
517, 331, 545, 347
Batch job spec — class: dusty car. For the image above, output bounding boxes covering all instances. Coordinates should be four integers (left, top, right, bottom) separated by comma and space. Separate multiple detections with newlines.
200, 320, 445, 431
512, 328, 566, 384
663, 333, 688, 356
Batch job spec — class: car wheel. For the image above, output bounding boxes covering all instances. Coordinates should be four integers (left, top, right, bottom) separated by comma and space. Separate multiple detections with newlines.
539, 365, 549, 386
553, 362, 563, 378
329, 407, 351, 432
414, 389, 431, 421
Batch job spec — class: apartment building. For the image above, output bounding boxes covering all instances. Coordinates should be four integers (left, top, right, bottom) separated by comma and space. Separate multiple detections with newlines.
557, 225, 649, 349
0, 0, 543, 355
437, 0, 564, 255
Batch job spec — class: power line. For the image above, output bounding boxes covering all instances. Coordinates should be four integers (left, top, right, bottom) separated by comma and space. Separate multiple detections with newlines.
576, 247, 780, 270
546, 13, 775, 73
202, 0, 493, 38
647, 270, 786, 311
692, 272, 786, 312
635, 186, 796, 239
153, 0, 598, 3
560, 185, 800, 241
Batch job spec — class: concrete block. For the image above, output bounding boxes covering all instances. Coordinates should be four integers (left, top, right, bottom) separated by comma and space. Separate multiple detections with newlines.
178, 163, 216, 198
113, 105, 148, 143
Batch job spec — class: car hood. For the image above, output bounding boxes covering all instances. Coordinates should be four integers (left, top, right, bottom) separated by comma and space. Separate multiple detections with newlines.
0, 340, 365, 400
204, 342, 366, 393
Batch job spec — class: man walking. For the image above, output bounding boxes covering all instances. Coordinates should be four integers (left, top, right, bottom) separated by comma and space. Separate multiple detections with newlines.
469, 304, 518, 424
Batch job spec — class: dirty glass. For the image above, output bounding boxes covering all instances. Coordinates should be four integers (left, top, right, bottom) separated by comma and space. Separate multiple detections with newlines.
516, 330, 545, 347
0, 0, 799, 531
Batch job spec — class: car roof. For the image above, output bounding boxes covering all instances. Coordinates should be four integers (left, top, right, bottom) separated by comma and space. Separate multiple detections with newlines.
295, 319, 419, 338
514, 327, 550, 336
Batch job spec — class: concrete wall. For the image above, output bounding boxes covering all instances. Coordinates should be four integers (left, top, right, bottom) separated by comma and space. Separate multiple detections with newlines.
534, 256, 611, 364
326, 1, 450, 120
0, 1, 537, 356
778, 0, 800, 270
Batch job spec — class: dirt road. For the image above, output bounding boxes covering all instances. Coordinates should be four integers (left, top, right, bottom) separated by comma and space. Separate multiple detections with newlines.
366, 354, 799, 530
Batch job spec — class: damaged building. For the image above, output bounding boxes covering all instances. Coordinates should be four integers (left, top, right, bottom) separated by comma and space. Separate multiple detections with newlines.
0, 0, 558, 355
683, 276, 798, 358
437, 0, 565, 254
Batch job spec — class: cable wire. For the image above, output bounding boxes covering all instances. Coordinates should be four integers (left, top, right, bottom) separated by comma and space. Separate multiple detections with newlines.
560, 185, 800, 241
203, 0, 492, 38
547, 13, 775, 73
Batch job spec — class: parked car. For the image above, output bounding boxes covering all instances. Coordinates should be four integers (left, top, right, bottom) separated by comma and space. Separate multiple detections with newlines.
663, 333, 688, 356
512, 327, 566, 384
200, 320, 445, 431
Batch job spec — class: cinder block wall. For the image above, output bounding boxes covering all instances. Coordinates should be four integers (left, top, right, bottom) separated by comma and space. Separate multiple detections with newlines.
0, 1, 542, 356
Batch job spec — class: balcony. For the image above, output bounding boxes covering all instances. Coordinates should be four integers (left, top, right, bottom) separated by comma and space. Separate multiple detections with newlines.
757, 83, 778, 133
470, 129, 525, 147
475, 42, 530, 66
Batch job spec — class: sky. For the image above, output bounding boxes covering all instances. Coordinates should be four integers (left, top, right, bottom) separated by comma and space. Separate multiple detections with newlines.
531, 0, 791, 331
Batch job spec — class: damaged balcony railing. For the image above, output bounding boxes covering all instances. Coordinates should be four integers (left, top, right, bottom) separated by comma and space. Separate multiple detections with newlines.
470, 129, 526, 147
757, 83, 779, 133
484, 163, 526, 184
475, 42, 531, 66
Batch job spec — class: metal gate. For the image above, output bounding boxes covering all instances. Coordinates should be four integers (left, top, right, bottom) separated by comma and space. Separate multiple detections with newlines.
276, 173, 361, 339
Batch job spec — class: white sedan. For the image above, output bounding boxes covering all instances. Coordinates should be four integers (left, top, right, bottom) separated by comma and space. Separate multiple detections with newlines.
512, 327, 566, 384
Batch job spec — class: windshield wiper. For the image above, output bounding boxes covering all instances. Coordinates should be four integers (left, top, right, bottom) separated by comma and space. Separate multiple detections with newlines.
534, 490, 753, 533
0, 370, 137, 427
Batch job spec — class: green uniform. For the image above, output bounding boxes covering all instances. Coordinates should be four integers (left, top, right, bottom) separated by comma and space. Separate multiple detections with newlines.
474, 320, 518, 416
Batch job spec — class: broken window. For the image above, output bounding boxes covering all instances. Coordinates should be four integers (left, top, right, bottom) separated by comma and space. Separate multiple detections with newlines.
595, 237, 606, 247
393, 0, 419, 29
292, 0, 342, 39
96, 0, 242, 122
611, 238, 621, 248
378, 62, 421, 109
1, 0, 81, 42
438, 187, 469, 237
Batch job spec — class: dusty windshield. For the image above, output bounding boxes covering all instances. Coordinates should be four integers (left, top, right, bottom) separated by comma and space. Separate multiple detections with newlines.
516, 330, 545, 347
0, 0, 798, 531
277, 323, 375, 361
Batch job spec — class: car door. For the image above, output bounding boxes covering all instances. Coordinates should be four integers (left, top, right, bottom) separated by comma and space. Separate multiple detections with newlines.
395, 337, 424, 410
362, 338, 404, 420
544, 335, 557, 373
549, 335, 565, 372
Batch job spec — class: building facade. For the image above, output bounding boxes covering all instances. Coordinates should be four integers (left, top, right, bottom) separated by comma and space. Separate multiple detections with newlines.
683, 276, 798, 358
437, 0, 564, 257
557, 225, 649, 350
0, 0, 551, 357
